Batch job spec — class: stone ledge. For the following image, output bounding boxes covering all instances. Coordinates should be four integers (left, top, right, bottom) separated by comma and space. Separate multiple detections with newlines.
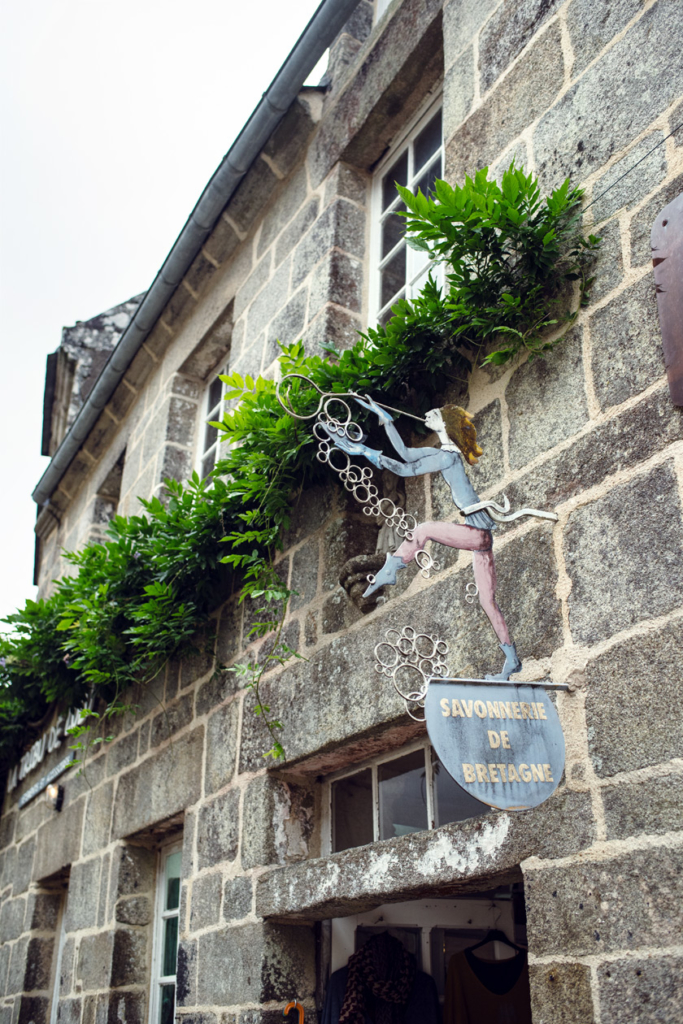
255, 788, 594, 921
309, 0, 444, 185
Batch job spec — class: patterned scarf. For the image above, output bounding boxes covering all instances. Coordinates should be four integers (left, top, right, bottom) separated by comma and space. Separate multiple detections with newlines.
339, 932, 417, 1024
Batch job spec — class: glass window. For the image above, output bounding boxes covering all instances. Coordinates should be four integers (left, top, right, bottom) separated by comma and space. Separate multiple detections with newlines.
197, 367, 228, 479
327, 741, 488, 855
432, 752, 488, 827
373, 105, 443, 326
152, 844, 182, 1024
374, 0, 394, 24
378, 750, 428, 840
332, 768, 374, 853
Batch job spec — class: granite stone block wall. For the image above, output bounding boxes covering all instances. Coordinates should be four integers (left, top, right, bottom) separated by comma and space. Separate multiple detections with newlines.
5, 1, 683, 1022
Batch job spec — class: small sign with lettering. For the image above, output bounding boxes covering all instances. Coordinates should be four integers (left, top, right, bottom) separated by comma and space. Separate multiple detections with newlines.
425, 679, 565, 811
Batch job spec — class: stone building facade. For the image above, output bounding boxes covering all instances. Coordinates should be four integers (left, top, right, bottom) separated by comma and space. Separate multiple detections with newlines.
2, 1, 683, 1023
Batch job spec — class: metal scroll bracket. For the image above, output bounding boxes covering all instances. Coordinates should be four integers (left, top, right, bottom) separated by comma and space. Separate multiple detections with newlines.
429, 677, 570, 691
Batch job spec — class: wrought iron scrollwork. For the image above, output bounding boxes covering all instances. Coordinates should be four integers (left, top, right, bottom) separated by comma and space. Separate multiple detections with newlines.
374, 626, 450, 721
313, 403, 418, 542
415, 548, 440, 579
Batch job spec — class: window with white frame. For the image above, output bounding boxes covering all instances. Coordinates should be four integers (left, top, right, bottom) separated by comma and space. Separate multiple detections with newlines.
374, 0, 393, 23
324, 739, 488, 855
150, 842, 182, 1024
49, 887, 69, 1024
197, 366, 229, 479
370, 101, 444, 326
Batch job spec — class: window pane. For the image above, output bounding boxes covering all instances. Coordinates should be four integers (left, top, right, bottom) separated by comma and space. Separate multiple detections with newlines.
201, 452, 216, 480
414, 110, 442, 172
414, 156, 441, 199
159, 985, 175, 1024
432, 756, 489, 825
379, 290, 404, 327
208, 375, 223, 409
165, 852, 182, 910
332, 769, 373, 852
382, 151, 408, 211
381, 203, 406, 258
381, 245, 406, 308
204, 420, 218, 454
409, 261, 431, 298
378, 750, 428, 840
162, 916, 179, 977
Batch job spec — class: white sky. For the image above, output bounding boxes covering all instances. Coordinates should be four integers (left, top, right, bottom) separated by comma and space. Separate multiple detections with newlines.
0, 0, 326, 624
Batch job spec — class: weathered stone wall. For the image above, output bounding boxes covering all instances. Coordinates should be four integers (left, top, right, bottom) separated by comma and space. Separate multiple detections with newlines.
5, 1, 683, 1023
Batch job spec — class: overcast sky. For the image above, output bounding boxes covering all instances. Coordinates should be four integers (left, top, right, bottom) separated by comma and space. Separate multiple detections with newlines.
0, 0, 326, 624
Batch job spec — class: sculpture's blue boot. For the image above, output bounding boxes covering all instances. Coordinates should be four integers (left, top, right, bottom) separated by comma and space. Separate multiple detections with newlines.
485, 642, 522, 681
362, 553, 407, 597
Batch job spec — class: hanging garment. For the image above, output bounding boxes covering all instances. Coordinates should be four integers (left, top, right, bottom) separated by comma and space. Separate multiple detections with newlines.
321, 933, 441, 1024
443, 949, 531, 1024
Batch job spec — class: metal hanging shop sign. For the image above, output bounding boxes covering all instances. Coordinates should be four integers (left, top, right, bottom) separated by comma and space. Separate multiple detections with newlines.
424, 679, 566, 811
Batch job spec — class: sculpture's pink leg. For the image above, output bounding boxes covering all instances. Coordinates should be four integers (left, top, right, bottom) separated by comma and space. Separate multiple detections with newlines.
395, 521, 492, 559
472, 549, 510, 644
395, 521, 511, 644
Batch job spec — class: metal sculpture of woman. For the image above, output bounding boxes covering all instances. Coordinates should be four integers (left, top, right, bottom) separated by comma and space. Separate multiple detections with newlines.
324, 395, 521, 682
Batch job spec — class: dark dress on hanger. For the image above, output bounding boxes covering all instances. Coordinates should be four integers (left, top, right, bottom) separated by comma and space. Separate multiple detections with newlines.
443, 949, 531, 1024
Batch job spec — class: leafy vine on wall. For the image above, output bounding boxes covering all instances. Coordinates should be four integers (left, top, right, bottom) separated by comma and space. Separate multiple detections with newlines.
0, 166, 600, 769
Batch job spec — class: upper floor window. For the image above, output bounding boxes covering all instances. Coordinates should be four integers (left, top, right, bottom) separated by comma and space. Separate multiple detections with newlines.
197, 366, 228, 479
325, 739, 488, 855
374, 0, 393, 22
150, 842, 182, 1024
370, 102, 443, 326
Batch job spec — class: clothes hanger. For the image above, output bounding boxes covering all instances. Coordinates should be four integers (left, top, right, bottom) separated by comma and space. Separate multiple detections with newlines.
466, 929, 527, 954
466, 905, 527, 955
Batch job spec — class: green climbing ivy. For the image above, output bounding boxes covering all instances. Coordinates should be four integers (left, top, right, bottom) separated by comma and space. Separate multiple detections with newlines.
0, 164, 599, 769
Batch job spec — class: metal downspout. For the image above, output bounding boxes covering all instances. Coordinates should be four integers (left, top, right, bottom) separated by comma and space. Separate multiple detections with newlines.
32, 0, 362, 507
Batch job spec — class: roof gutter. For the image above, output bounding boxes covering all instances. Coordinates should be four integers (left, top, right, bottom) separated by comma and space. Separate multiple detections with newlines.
33, 0, 361, 508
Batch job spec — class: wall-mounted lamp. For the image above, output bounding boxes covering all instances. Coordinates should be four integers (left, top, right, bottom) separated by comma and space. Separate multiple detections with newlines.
45, 783, 64, 811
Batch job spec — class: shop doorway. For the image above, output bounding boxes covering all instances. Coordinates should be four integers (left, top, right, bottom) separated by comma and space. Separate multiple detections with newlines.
320, 883, 531, 1023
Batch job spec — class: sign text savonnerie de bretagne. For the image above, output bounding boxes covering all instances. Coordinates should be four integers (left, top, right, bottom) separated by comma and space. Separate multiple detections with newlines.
425, 680, 565, 811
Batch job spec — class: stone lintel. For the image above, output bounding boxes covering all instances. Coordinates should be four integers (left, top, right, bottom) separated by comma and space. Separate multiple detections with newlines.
310, 0, 444, 185
255, 788, 593, 921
